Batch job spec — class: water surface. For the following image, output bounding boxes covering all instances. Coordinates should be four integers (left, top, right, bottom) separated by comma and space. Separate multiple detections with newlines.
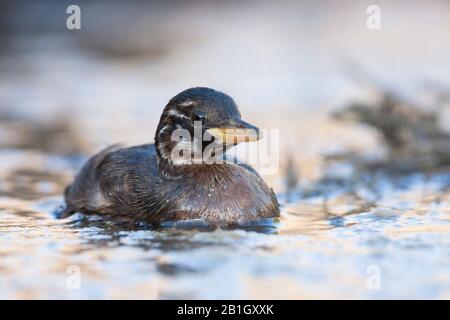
0, 149, 448, 299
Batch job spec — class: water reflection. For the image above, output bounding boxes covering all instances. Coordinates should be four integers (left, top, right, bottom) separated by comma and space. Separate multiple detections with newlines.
1, 147, 448, 299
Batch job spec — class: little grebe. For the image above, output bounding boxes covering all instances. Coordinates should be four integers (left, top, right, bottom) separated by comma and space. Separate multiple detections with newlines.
61, 87, 279, 225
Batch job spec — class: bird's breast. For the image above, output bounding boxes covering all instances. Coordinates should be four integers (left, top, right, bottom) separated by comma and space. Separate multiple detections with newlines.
163, 164, 277, 223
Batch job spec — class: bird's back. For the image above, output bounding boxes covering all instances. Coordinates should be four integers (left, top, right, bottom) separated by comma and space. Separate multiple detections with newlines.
63, 144, 160, 219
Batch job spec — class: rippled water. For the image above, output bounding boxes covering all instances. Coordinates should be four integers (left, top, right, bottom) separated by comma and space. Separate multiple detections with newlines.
0, 148, 448, 299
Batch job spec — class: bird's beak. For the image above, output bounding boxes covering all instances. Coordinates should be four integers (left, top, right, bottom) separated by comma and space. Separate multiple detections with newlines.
207, 118, 262, 144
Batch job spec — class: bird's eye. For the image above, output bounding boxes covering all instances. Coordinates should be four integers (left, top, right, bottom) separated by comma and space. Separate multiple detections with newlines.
191, 109, 206, 123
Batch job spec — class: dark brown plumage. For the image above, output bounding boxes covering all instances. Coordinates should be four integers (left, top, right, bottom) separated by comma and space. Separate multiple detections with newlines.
61, 87, 279, 225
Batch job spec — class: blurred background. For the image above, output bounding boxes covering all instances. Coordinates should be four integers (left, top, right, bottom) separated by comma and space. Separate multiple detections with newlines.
1, 0, 449, 180
0, 0, 449, 299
